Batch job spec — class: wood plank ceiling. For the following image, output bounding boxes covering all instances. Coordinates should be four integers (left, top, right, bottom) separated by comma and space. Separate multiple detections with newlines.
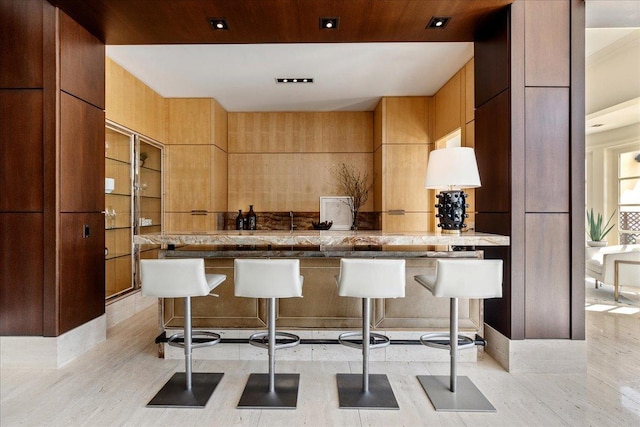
49, 0, 513, 45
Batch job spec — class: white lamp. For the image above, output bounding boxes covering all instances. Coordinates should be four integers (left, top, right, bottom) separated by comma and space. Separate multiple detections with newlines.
425, 147, 481, 234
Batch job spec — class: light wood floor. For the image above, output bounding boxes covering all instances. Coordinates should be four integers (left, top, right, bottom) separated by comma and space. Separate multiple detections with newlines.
2, 283, 639, 427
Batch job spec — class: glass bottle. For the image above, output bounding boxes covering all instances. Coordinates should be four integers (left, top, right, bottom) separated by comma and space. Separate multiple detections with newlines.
247, 205, 257, 230
235, 210, 244, 230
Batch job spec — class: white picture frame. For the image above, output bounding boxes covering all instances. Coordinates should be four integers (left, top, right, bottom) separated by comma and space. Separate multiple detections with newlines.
320, 196, 353, 230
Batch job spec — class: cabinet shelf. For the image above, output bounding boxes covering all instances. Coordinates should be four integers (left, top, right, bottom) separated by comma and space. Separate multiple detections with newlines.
105, 157, 131, 165
106, 251, 131, 260
140, 165, 161, 172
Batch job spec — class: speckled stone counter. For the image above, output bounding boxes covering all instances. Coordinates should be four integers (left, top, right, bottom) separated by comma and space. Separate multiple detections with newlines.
133, 230, 510, 247
134, 230, 509, 333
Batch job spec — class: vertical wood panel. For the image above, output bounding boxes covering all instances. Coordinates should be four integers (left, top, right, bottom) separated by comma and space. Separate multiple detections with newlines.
60, 92, 105, 213
212, 145, 228, 212
382, 144, 429, 211
0, 90, 43, 211
570, 0, 586, 340
59, 11, 105, 108
474, 8, 510, 108
525, 87, 570, 212
475, 90, 510, 213
525, 214, 570, 339
59, 213, 105, 334
0, 0, 43, 88
435, 72, 461, 140
42, 0, 58, 336
211, 98, 228, 152
167, 98, 211, 145
383, 97, 429, 144
0, 213, 43, 335
464, 59, 475, 124
165, 145, 212, 212
524, 0, 571, 87
509, 1, 527, 341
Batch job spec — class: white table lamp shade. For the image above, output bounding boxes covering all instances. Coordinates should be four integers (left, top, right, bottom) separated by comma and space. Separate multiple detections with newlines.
424, 147, 481, 190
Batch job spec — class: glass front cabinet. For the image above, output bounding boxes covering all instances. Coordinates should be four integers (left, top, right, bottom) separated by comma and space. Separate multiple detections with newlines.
105, 122, 163, 300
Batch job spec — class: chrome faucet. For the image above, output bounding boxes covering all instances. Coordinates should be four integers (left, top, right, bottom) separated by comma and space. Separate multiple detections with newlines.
289, 211, 296, 231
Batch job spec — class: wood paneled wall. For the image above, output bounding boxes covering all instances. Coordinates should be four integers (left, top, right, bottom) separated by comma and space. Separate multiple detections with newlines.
227, 112, 373, 212
1, 0, 106, 336
105, 58, 167, 143
475, 0, 584, 341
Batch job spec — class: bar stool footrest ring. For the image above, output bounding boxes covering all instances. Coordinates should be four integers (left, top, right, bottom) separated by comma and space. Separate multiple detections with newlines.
167, 331, 221, 349
419, 332, 475, 350
249, 331, 300, 350
338, 331, 390, 350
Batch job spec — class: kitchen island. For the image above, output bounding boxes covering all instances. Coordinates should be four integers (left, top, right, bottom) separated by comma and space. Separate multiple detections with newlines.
134, 230, 509, 333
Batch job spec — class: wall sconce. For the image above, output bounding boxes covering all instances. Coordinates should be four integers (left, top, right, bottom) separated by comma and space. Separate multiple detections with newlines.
424, 147, 481, 234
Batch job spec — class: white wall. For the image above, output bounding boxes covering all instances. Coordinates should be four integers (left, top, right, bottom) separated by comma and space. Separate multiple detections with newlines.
586, 30, 640, 115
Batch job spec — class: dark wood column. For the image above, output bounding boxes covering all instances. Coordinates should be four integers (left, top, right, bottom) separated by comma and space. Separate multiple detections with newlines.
475, 0, 585, 340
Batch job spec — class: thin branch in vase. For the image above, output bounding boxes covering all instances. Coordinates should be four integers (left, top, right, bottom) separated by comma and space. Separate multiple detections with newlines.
331, 162, 374, 229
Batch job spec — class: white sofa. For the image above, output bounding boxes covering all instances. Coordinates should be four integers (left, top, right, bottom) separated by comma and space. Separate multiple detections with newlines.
586, 244, 640, 301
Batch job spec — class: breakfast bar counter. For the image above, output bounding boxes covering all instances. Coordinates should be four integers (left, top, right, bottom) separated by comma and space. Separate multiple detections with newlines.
133, 230, 509, 332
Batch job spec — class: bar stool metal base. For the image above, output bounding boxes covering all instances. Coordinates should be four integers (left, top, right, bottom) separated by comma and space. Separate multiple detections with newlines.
337, 373, 399, 409
147, 372, 224, 408
417, 375, 496, 412
237, 373, 300, 409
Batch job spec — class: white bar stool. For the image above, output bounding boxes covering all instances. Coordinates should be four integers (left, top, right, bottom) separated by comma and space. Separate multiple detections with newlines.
234, 259, 304, 409
140, 258, 226, 408
335, 258, 405, 409
414, 258, 503, 412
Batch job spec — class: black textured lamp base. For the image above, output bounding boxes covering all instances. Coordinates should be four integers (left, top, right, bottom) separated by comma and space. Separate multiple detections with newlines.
435, 190, 469, 233
147, 372, 224, 408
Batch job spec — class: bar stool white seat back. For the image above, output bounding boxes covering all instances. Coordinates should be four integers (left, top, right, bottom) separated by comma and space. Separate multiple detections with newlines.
140, 258, 226, 408
234, 259, 303, 409
335, 258, 405, 409
414, 258, 502, 412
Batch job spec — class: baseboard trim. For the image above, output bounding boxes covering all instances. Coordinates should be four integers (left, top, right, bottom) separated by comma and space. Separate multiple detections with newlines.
484, 323, 587, 373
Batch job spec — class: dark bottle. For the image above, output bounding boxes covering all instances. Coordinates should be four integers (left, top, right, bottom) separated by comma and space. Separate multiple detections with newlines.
235, 210, 245, 230
247, 205, 257, 230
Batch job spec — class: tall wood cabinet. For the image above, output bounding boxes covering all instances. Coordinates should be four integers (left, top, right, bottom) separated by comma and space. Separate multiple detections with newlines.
374, 97, 433, 232
165, 98, 227, 232
105, 122, 163, 299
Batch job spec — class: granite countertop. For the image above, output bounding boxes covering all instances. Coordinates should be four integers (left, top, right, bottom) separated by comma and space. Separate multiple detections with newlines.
134, 230, 510, 247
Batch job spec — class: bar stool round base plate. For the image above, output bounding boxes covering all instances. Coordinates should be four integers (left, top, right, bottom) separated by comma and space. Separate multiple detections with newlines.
336, 373, 399, 409
237, 373, 300, 409
417, 375, 496, 412
147, 372, 224, 408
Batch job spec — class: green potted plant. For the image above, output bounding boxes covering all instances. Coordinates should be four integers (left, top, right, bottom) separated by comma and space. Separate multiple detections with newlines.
586, 208, 616, 247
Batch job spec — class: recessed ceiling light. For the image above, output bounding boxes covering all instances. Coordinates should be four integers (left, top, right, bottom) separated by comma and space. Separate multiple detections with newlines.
320, 17, 339, 30
276, 78, 314, 84
426, 17, 451, 29
209, 18, 229, 30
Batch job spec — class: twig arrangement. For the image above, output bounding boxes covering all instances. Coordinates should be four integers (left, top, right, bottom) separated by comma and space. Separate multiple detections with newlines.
331, 162, 374, 229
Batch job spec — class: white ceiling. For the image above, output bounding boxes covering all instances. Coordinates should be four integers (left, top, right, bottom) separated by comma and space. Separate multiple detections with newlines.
106, 42, 473, 112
